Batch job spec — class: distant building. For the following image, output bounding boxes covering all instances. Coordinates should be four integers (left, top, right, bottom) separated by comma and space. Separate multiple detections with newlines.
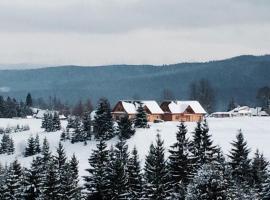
230, 106, 252, 117
250, 107, 269, 117
160, 100, 207, 122
209, 112, 233, 118
111, 100, 164, 122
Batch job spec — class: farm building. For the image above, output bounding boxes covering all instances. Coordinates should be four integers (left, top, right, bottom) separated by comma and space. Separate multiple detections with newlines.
160, 100, 207, 122
111, 100, 164, 122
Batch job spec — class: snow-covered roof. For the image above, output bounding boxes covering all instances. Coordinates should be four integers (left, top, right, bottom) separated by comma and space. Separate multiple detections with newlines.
34, 109, 58, 119
141, 101, 164, 114
166, 101, 207, 114
118, 100, 164, 114
122, 101, 137, 114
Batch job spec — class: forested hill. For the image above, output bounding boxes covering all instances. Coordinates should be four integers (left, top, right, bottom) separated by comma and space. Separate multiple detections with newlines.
0, 55, 269, 110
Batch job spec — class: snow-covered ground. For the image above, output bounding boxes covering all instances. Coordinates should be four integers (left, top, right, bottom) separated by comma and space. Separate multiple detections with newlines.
0, 117, 270, 183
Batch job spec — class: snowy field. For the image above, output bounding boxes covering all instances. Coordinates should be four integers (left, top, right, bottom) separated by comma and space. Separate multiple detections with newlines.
0, 117, 270, 183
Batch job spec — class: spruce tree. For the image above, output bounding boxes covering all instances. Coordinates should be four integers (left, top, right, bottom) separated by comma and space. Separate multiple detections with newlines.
251, 149, 269, 195
82, 112, 92, 140
134, 102, 148, 128
25, 135, 36, 157
200, 120, 217, 164
262, 176, 270, 200
93, 98, 115, 140
23, 157, 43, 200
34, 135, 41, 154
42, 159, 60, 200
118, 114, 135, 139
144, 134, 169, 199
3, 159, 23, 199
26, 93, 33, 107
84, 138, 110, 199
186, 164, 227, 200
127, 147, 143, 199
107, 139, 130, 199
190, 122, 203, 171
53, 112, 61, 131
228, 130, 252, 184
7, 137, 15, 155
68, 154, 82, 199
167, 122, 191, 199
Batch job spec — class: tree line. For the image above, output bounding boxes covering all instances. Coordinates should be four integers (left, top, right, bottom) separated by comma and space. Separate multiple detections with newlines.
2, 120, 269, 199
0, 140, 81, 200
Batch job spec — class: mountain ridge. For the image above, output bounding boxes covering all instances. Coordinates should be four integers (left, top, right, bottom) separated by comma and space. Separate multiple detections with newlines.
0, 54, 269, 111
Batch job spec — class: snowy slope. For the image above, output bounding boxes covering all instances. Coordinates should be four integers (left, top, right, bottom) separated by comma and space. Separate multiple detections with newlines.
0, 117, 270, 184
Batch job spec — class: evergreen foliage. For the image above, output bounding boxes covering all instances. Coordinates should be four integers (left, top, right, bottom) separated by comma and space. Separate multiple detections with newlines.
144, 134, 169, 199
93, 98, 115, 140
41, 112, 61, 132
118, 114, 135, 139
186, 164, 227, 200
127, 147, 143, 199
228, 130, 252, 184
84, 138, 110, 199
168, 122, 191, 199
134, 102, 148, 128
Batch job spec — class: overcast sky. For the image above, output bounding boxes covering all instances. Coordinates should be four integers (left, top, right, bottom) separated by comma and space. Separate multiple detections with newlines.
0, 0, 269, 67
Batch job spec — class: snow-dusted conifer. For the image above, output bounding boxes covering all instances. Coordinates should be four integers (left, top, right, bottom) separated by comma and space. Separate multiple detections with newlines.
186, 164, 227, 200
127, 147, 143, 199
118, 114, 135, 139
93, 98, 115, 140
168, 122, 191, 199
134, 102, 148, 128
144, 134, 169, 199
25, 135, 36, 157
228, 130, 252, 184
84, 138, 110, 199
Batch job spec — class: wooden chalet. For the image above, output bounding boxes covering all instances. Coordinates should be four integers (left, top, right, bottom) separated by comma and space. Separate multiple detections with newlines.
160, 100, 206, 122
111, 100, 164, 122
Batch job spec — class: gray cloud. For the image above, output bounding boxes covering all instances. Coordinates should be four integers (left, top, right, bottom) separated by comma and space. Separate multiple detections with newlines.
0, 0, 269, 34
0, 0, 269, 66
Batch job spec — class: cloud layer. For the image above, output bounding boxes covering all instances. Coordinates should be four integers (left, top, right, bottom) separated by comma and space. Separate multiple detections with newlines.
0, 0, 269, 66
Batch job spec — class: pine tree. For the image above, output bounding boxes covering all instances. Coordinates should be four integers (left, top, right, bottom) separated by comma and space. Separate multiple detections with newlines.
200, 120, 217, 164
251, 149, 269, 195
118, 114, 135, 139
167, 122, 191, 199
186, 164, 227, 200
144, 134, 169, 199
34, 135, 41, 154
25, 135, 36, 157
23, 157, 43, 200
53, 112, 61, 131
42, 159, 60, 200
228, 130, 252, 184
67, 154, 81, 199
0, 134, 10, 154
82, 112, 92, 140
127, 147, 143, 199
134, 102, 148, 128
93, 98, 115, 140
262, 176, 270, 200
107, 139, 130, 199
71, 117, 85, 143
7, 137, 15, 155
84, 138, 110, 199
26, 93, 33, 107
60, 129, 67, 141
41, 113, 48, 129
3, 159, 24, 200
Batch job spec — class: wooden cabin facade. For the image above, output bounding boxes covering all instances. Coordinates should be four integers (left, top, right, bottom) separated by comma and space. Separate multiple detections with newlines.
160, 101, 206, 122
111, 100, 164, 122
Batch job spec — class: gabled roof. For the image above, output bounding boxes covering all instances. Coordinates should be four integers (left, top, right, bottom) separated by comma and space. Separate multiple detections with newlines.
116, 100, 164, 114
163, 101, 207, 114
